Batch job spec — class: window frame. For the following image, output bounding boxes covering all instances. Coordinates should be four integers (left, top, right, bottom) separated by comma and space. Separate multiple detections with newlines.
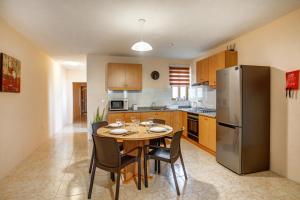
171, 85, 189, 101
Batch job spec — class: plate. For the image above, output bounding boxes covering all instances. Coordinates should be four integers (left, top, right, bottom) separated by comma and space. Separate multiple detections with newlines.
109, 123, 123, 128
110, 129, 128, 135
149, 127, 167, 133
140, 121, 154, 126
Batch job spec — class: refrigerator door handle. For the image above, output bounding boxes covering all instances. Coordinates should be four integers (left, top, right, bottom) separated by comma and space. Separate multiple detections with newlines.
218, 122, 239, 129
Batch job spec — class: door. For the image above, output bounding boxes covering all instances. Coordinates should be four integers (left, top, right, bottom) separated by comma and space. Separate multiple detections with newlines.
216, 66, 242, 127
216, 123, 242, 174
73, 82, 87, 123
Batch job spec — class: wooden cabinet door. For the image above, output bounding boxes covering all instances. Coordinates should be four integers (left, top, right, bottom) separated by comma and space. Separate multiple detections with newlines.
182, 111, 188, 137
196, 58, 209, 83
225, 50, 238, 67
107, 63, 126, 90
155, 112, 171, 126
208, 55, 217, 86
208, 118, 216, 151
171, 111, 183, 133
140, 112, 156, 122
199, 116, 209, 146
124, 112, 141, 123
125, 64, 142, 90
107, 113, 125, 123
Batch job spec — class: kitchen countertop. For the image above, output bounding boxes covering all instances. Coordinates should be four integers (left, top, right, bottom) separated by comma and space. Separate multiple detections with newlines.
108, 107, 216, 118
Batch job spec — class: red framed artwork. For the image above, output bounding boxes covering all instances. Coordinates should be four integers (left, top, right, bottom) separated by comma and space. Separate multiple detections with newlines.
0, 53, 21, 93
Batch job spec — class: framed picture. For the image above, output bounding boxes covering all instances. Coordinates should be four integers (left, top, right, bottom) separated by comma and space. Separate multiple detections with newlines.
0, 53, 21, 93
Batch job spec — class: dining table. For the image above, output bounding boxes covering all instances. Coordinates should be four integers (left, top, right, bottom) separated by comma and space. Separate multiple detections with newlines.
97, 122, 173, 182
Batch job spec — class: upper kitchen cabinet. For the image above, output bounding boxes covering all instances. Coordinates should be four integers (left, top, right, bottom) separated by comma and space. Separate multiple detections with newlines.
196, 58, 209, 84
209, 50, 238, 86
107, 63, 142, 90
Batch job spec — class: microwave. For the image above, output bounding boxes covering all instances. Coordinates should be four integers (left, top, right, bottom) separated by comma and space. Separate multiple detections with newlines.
109, 99, 129, 111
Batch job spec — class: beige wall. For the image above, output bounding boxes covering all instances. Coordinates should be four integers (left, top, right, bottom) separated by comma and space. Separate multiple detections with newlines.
0, 18, 50, 179
192, 8, 300, 182
65, 69, 87, 124
87, 55, 191, 126
0, 18, 67, 179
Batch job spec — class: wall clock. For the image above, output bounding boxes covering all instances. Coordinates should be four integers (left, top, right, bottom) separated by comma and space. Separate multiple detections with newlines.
151, 71, 160, 80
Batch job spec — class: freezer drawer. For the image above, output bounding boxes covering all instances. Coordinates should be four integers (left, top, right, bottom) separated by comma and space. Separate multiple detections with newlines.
216, 66, 242, 127
216, 123, 242, 174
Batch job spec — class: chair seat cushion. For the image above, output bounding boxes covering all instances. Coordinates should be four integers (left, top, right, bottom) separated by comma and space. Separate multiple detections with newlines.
148, 148, 171, 161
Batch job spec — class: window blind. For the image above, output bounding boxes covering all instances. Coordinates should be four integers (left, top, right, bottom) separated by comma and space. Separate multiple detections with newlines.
169, 66, 190, 86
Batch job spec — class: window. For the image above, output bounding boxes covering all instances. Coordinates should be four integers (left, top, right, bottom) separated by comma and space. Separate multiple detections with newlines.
169, 66, 190, 100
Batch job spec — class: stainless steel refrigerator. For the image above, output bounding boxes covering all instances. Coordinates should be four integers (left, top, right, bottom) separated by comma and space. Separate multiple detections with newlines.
216, 65, 270, 174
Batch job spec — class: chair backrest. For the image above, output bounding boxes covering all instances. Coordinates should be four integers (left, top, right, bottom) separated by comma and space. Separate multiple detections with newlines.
92, 134, 121, 168
170, 130, 183, 160
92, 121, 108, 135
153, 119, 166, 125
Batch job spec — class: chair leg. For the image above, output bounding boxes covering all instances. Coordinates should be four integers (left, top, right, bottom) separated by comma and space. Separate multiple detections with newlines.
88, 163, 96, 199
89, 145, 95, 174
162, 138, 166, 147
171, 163, 180, 196
154, 160, 157, 172
138, 158, 141, 190
157, 160, 161, 174
144, 156, 148, 187
110, 172, 115, 182
115, 172, 121, 200
180, 153, 188, 180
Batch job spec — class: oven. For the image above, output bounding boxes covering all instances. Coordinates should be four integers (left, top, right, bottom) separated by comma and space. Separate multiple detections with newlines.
109, 99, 129, 111
187, 112, 199, 142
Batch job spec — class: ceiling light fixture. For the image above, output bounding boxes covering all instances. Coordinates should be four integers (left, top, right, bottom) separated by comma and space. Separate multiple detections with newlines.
131, 19, 153, 52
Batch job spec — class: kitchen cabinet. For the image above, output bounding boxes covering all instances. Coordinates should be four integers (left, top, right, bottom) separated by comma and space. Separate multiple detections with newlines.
140, 112, 171, 125
208, 50, 238, 86
107, 113, 125, 123
182, 111, 188, 137
196, 58, 209, 83
199, 115, 216, 152
107, 63, 142, 91
171, 111, 183, 133
124, 112, 141, 123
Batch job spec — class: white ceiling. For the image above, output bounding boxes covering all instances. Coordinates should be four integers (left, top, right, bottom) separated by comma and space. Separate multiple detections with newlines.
0, 0, 300, 60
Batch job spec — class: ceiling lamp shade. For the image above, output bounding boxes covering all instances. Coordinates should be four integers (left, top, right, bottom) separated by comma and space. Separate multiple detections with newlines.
131, 41, 153, 52
131, 19, 153, 52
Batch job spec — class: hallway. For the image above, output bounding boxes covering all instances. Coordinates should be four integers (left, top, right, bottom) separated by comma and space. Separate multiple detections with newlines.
0, 124, 300, 200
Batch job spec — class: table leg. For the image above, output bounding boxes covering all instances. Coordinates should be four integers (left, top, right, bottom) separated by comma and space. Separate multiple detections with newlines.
122, 140, 150, 183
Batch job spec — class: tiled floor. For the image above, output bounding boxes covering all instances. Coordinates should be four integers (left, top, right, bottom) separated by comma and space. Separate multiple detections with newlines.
1, 124, 300, 200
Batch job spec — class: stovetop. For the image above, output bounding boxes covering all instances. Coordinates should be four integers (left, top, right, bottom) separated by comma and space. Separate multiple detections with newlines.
183, 107, 216, 114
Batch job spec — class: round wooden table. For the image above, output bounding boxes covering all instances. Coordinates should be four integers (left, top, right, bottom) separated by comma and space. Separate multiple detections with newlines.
97, 123, 173, 182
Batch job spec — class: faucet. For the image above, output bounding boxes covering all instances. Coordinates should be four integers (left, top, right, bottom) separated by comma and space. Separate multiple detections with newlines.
151, 102, 156, 108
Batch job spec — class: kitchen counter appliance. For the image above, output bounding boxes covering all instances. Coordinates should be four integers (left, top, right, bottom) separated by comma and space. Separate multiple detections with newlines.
216, 65, 270, 174
109, 99, 129, 111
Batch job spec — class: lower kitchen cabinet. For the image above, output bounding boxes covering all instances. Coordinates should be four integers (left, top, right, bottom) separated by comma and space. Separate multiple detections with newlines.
170, 111, 183, 133
107, 113, 125, 123
199, 115, 216, 152
124, 112, 141, 123
140, 112, 171, 125
182, 111, 188, 137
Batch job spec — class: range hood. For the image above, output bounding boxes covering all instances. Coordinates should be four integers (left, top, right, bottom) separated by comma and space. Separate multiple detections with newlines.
191, 81, 209, 87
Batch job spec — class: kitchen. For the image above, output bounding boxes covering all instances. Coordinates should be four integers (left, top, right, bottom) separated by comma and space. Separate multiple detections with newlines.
1, 1, 300, 200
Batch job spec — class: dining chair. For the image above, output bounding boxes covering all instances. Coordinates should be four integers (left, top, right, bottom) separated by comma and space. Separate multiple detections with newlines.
89, 121, 108, 174
149, 118, 167, 172
89, 121, 124, 174
88, 135, 142, 200
143, 130, 187, 195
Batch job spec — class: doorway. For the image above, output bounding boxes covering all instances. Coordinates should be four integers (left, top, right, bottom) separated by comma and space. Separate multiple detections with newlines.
73, 82, 87, 123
